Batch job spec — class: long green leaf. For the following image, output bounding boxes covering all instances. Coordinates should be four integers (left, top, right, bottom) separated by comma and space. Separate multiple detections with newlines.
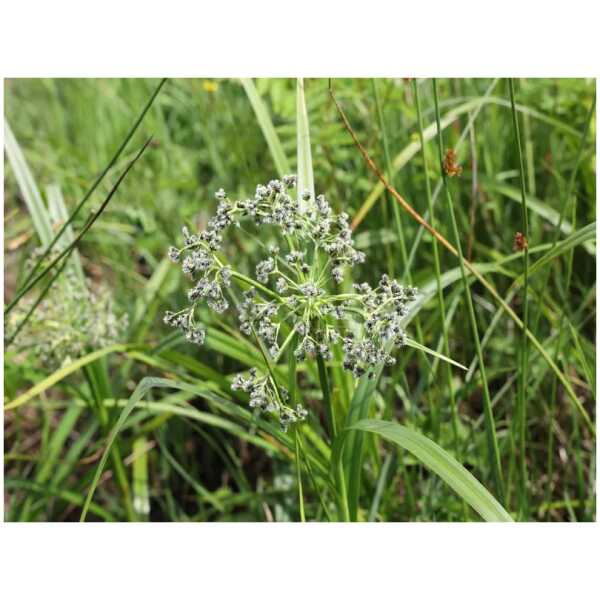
241, 78, 290, 177
296, 78, 314, 202
351, 419, 513, 522
4, 119, 54, 245
342, 372, 380, 520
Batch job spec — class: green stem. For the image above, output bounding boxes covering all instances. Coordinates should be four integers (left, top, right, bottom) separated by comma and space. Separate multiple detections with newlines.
508, 78, 530, 518
335, 454, 351, 522
288, 331, 305, 521
297, 430, 333, 521
414, 79, 458, 450
294, 429, 306, 522
432, 79, 505, 505
316, 353, 336, 440
274, 327, 298, 364
230, 270, 281, 301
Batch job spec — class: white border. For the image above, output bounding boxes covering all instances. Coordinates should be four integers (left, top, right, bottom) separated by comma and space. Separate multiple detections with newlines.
0, 1, 599, 77
1, 1, 598, 597
0, 523, 598, 597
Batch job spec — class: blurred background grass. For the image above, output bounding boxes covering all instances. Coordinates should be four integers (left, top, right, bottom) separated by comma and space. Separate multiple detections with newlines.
3, 78, 596, 521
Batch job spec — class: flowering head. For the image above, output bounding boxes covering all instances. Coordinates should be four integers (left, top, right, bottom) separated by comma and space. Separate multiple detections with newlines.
6, 249, 128, 368
165, 175, 417, 431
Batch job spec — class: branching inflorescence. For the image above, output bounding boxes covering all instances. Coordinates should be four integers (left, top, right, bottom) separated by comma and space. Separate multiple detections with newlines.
165, 175, 417, 431
6, 250, 128, 369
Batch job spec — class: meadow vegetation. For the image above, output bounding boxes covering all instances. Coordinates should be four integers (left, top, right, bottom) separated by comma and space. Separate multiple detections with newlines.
3, 77, 596, 522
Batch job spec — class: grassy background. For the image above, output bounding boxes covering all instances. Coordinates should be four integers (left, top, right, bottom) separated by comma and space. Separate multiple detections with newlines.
3, 77, 596, 521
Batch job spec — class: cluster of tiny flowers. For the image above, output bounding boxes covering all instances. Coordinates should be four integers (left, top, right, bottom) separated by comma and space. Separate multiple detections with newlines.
165, 175, 417, 429
341, 275, 417, 378
164, 224, 233, 345
231, 368, 307, 432
6, 254, 128, 369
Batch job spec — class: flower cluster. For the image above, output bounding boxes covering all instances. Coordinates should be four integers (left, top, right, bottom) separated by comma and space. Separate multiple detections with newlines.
231, 368, 307, 432
341, 276, 416, 377
6, 255, 128, 369
443, 148, 463, 177
165, 176, 417, 431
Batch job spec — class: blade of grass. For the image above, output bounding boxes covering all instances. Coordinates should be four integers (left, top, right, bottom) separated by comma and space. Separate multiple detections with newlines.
371, 80, 395, 276
5, 479, 116, 522
367, 451, 394, 522
51, 420, 99, 488
481, 181, 595, 255
349, 419, 513, 522
80, 377, 174, 521
241, 78, 291, 177
155, 433, 224, 513
104, 396, 285, 456
80, 376, 332, 521
531, 96, 596, 336
342, 371, 380, 521
508, 78, 531, 517
404, 338, 467, 371
543, 105, 596, 511
18, 402, 83, 521
464, 222, 596, 381
294, 430, 306, 522
401, 80, 499, 280
4, 119, 54, 245
287, 332, 305, 521
568, 322, 595, 399
296, 77, 314, 204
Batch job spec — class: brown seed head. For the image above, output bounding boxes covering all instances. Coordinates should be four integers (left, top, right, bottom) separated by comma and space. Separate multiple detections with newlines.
513, 232, 528, 251
443, 148, 462, 177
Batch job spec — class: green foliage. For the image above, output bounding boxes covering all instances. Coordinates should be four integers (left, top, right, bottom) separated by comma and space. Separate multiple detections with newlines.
4, 77, 596, 522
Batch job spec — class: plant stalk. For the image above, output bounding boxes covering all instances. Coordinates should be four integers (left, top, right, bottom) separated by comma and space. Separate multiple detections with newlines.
432, 79, 505, 504
508, 78, 530, 517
